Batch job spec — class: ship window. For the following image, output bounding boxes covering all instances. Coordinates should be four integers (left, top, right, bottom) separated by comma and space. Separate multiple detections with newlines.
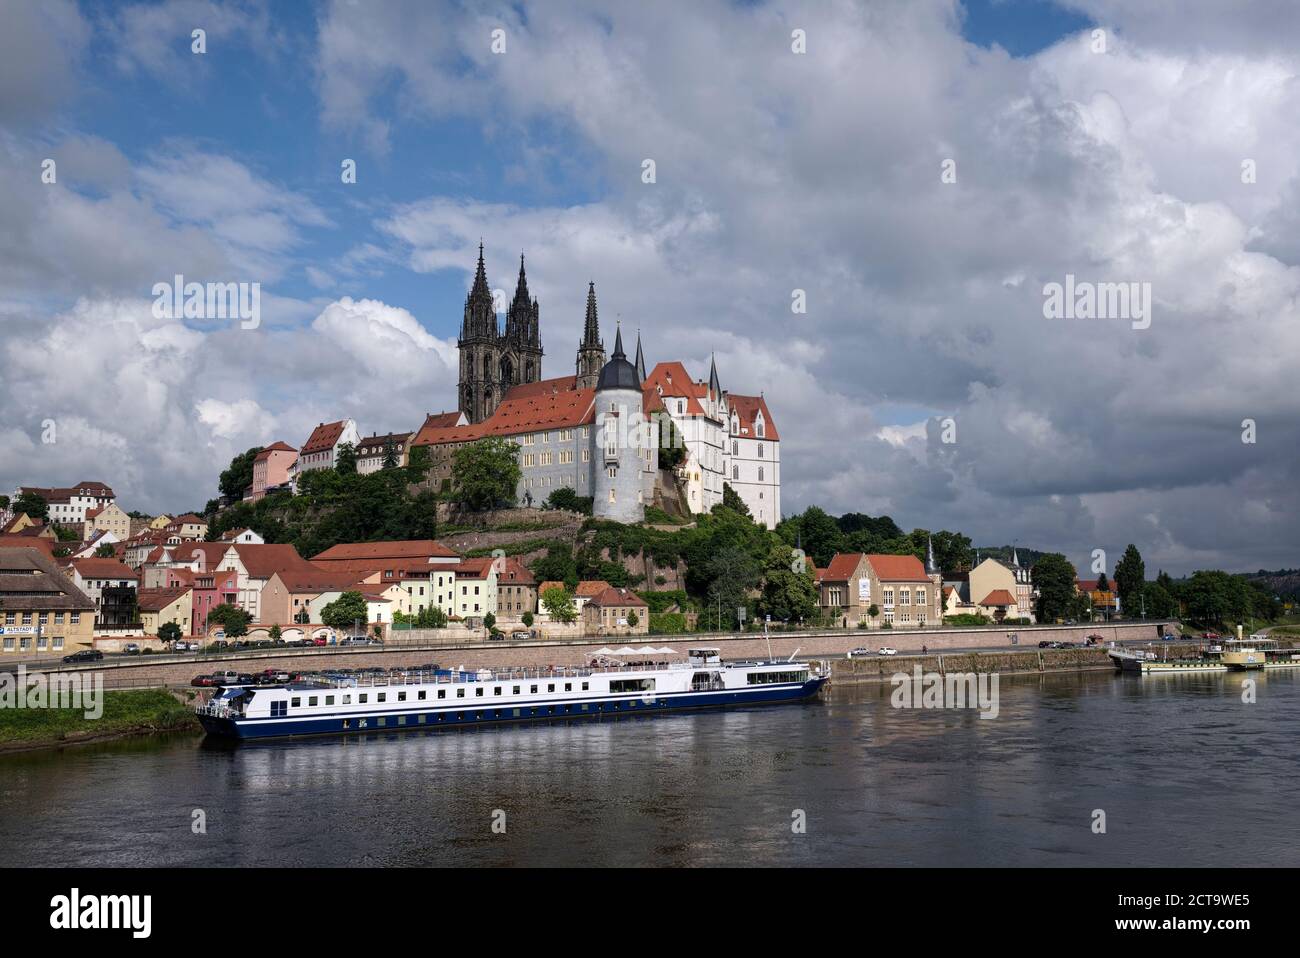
548, 684, 555, 692
513, 686, 520, 695
610, 678, 655, 693
418, 714, 426, 724
343, 695, 351, 704
418, 690, 427, 700
457, 688, 465, 698
359, 694, 368, 704
476, 688, 484, 697
494, 687, 502, 696
582, 682, 589, 691
325, 695, 335, 706
565, 683, 572, 692
377, 693, 386, 703
398, 691, 407, 702
377, 717, 386, 727
308, 696, 318, 707
530, 685, 538, 694
398, 715, 407, 726
438, 690, 445, 699
291, 697, 301, 707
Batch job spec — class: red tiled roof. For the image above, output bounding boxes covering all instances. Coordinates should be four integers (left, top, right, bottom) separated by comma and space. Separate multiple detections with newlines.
312, 540, 458, 562
302, 420, 349, 454
69, 557, 139, 580
455, 557, 495, 578
587, 586, 648, 608
727, 393, 780, 441
497, 556, 535, 585
410, 411, 468, 446
273, 569, 371, 593
820, 554, 866, 581
980, 589, 1017, 606
643, 362, 707, 415
0, 535, 55, 557
254, 441, 297, 461
228, 544, 316, 578
503, 377, 577, 401
136, 587, 191, 612
575, 580, 611, 597
416, 383, 597, 447
865, 554, 930, 582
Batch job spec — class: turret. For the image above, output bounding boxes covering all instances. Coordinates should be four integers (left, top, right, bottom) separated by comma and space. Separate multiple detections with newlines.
575, 281, 606, 390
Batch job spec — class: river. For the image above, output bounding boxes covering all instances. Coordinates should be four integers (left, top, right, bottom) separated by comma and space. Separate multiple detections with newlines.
2, 669, 1296, 867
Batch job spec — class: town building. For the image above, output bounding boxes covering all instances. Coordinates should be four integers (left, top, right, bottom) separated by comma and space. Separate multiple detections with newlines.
136, 587, 193, 637
82, 502, 131, 541
817, 553, 943, 628
248, 441, 298, 500
64, 557, 140, 630
294, 419, 361, 480
356, 432, 414, 474
0, 547, 96, 655
452, 557, 497, 620
967, 554, 1036, 622
495, 557, 537, 619
13, 481, 116, 528
582, 586, 650, 635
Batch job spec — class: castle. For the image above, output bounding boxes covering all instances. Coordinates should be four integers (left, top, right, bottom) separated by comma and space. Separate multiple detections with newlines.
410, 248, 782, 526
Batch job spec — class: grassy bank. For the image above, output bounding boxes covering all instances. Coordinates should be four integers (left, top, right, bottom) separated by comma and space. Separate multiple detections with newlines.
0, 688, 200, 752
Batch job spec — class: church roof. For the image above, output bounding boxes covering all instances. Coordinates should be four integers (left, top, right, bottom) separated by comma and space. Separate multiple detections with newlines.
597, 327, 641, 391
727, 394, 780, 441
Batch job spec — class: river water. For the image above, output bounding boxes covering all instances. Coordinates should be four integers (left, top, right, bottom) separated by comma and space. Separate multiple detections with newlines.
2, 670, 1296, 867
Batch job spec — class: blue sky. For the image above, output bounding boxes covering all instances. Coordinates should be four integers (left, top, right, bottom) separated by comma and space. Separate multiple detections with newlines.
3, 0, 1299, 575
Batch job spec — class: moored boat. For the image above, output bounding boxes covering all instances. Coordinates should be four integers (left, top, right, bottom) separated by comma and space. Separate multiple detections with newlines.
196, 647, 828, 740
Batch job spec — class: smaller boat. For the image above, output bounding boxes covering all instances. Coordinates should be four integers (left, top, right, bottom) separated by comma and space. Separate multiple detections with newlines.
1110, 635, 1300, 674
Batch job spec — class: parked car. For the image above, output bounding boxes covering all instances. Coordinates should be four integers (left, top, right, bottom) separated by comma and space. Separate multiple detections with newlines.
510, 630, 532, 641
123, 643, 141, 655
1037, 640, 1053, 649
1161, 633, 1177, 642
212, 670, 240, 684
236, 673, 256, 685
190, 674, 216, 687
1086, 634, 1105, 644
1202, 631, 1221, 640
62, 649, 104, 664
846, 647, 870, 658
877, 647, 897, 656
308, 636, 327, 647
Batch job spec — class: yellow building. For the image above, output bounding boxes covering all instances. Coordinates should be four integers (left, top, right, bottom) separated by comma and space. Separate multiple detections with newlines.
0, 546, 97, 655
136, 587, 193, 637
83, 502, 132, 541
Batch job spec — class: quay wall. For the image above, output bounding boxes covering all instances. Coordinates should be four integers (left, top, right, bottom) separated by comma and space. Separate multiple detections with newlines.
28, 621, 1174, 690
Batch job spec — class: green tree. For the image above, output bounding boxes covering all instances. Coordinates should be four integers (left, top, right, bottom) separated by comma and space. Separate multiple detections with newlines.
452, 436, 521, 510
206, 603, 252, 638
720, 482, 752, 519
382, 437, 399, 470
530, 543, 579, 588
1142, 581, 1178, 619
483, 611, 496, 630
0, 495, 8, 510
758, 543, 819, 623
158, 621, 183, 644
335, 443, 358, 475
268, 624, 282, 641
1032, 553, 1078, 623
1096, 571, 1110, 592
790, 506, 844, 568
406, 444, 433, 481
654, 411, 687, 470
543, 487, 593, 514
704, 544, 761, 630
626, 610, 639, 629
12, 492, 48, 520
521, 610, 534, 627
294, 608, 310, 624
541, 587, 577, 623
218, 447, 263, 501
94, 543, 116, 558
320, 591, 368, 631
1114, 544, 1146, 615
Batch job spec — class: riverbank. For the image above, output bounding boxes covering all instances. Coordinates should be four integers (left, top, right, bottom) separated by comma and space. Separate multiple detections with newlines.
0, 689, 201, 755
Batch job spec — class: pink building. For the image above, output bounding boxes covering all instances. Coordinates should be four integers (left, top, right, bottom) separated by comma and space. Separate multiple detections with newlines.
248, 441, 298, 501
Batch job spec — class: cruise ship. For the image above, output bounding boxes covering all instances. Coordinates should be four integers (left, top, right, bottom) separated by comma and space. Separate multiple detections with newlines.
195, 648, 829, 740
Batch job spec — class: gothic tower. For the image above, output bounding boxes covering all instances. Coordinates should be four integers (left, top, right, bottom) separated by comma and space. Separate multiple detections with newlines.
458, 242, 499, 424
503, 254, 543, 390
457, 246, 545, 424
575, 282, 605, 389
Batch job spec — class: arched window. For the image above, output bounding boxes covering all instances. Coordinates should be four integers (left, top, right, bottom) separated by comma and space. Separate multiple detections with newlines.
732, 466, 739, 480
758, 443, 764, 458
732, 440, 738, 455
758, 467, 764, 482
500, 357, 513, 383
482, 356, 492, 379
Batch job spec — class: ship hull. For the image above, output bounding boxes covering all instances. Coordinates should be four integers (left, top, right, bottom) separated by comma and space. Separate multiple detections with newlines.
199, 677, 829, 741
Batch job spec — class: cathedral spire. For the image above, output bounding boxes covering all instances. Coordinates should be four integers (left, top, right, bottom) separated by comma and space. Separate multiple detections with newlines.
634, 329, 646, 382
575, 281, 606, 390
511, 253, 530, 308
612, 322, 625, 360
471, 241, 490, 303
708, 353, 721, 399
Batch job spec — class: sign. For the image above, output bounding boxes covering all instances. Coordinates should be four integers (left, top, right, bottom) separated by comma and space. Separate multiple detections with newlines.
737, 607, 747, 622
858, 577, 871, 601
0, 626, 38, 636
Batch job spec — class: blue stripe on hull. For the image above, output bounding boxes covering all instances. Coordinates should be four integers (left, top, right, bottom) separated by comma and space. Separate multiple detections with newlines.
199, 678, 828, 741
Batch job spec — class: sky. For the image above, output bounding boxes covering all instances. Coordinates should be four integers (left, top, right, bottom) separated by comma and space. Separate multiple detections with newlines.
1, 0, 1298, 577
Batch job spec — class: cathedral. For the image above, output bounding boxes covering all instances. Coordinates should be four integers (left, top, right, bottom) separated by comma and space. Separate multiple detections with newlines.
457, 244, 545, 423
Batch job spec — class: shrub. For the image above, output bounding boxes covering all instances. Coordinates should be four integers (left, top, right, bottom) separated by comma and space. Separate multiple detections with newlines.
649, 612, 688, 634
